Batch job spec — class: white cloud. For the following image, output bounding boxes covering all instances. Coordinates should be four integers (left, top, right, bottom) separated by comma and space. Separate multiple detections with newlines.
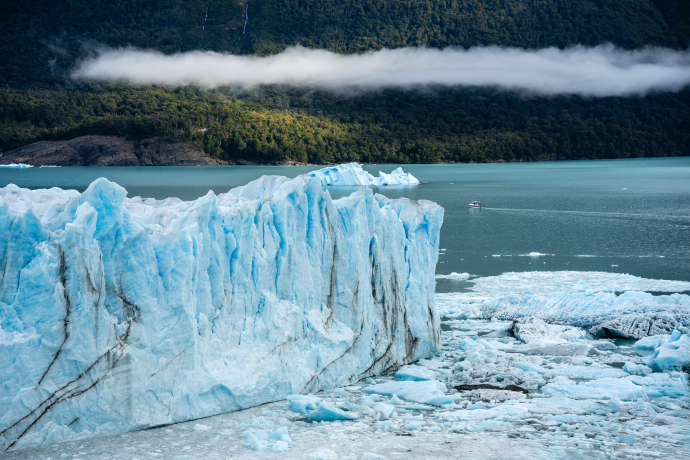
72, 45, 690, 97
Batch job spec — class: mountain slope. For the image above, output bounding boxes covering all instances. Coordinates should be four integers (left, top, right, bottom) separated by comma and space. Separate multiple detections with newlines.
0, 0, 688, 163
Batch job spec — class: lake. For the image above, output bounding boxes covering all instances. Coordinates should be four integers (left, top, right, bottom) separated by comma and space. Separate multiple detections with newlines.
2, 157, 689, 287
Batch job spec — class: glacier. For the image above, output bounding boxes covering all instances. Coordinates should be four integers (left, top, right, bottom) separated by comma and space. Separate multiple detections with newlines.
0, 173, 443, 450
307, 163, 420, 186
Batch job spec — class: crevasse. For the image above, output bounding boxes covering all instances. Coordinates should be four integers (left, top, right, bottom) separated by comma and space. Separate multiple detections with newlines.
0, 174, 443, 450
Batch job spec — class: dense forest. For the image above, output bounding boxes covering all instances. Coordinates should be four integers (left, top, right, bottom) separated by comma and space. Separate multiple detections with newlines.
1, 0, 689, 163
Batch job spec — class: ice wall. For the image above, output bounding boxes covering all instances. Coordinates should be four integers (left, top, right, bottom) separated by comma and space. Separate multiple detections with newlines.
0, 175, 443, 450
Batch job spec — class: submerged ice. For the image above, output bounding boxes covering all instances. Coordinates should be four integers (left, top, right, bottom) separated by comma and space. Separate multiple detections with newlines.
0, 173, 442, 450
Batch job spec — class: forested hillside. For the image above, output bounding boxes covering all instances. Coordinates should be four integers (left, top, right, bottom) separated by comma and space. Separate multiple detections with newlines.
1, 0, 689, 163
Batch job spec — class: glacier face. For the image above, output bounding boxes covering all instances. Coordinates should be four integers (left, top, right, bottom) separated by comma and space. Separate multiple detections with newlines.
307, 163, 420, 186
0, 174, 442, 450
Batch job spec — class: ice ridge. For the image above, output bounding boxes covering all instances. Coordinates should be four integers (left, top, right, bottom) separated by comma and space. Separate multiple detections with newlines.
307, 163, 420, 186
0, 174, 442, 450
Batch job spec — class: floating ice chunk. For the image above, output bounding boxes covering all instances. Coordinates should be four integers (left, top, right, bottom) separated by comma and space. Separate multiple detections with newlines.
360, 394, 380, 406
306, 163, 419, 186
543, 414, 585, 423
243, 432, 267, 451
468, 420, 513, 432
395, 365, 438, 381
374, 420, 398, 430
388, 394, 404, 405
629, 399, 659, 417
514, 361, 547, 375
366, 380, 453, 406
435, 272, 471, 280
394, 444, 408, 450
306, 401, 359, 423
543, 365, 627, 379
634, 335, 670, 349
272, 441, 290, 452
242, 429, 271, 441
625, 373, 688, 398
509, 342, 590, 356
193, 424, 209, 431
373, 402, 396, 419
463, 389, 527, 402
0, 163, 33, 168
648, 331, 690, 372
607, 399, 623, 412
541, 378, 648, 401
287, 395, 321, 415
512, 317, 586, 345
268, 427, 289, 440
280, 434, 293, 446
437, 405, 529, 422
308, 449, 339, 460
404, 420, 426, 430
362, 453, 385, 459
452, 350, 545, 390
623, 362, 652, 375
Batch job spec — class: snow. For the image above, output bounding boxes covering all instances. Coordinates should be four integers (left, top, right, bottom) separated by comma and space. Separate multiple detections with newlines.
306, 163, 419, 186
0, 173, 443, 450
436, 271, 690, 339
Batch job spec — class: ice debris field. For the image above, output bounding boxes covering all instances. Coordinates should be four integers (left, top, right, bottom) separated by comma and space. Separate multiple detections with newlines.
1, 166, 690, 459
2, 271, 688, 460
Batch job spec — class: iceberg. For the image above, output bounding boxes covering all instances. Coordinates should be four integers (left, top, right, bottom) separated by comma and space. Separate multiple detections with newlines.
307, 163, 419, 186
0, 173, 443, 450
0, 163, 33, 168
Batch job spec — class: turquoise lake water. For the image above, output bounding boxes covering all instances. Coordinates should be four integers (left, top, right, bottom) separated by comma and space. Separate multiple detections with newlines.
1, 157, 689, 286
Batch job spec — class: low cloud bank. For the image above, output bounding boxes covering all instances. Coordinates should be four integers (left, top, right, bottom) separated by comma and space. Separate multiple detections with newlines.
72, 45, 690, 97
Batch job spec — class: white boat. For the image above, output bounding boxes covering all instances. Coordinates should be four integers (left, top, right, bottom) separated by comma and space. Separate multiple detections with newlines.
468, 201, 485, 208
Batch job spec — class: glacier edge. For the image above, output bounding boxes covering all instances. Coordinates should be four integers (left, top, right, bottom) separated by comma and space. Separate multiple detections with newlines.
0, 175, 443, 450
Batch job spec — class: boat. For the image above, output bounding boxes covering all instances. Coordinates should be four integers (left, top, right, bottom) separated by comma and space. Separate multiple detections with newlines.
468, 201, 485, 208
